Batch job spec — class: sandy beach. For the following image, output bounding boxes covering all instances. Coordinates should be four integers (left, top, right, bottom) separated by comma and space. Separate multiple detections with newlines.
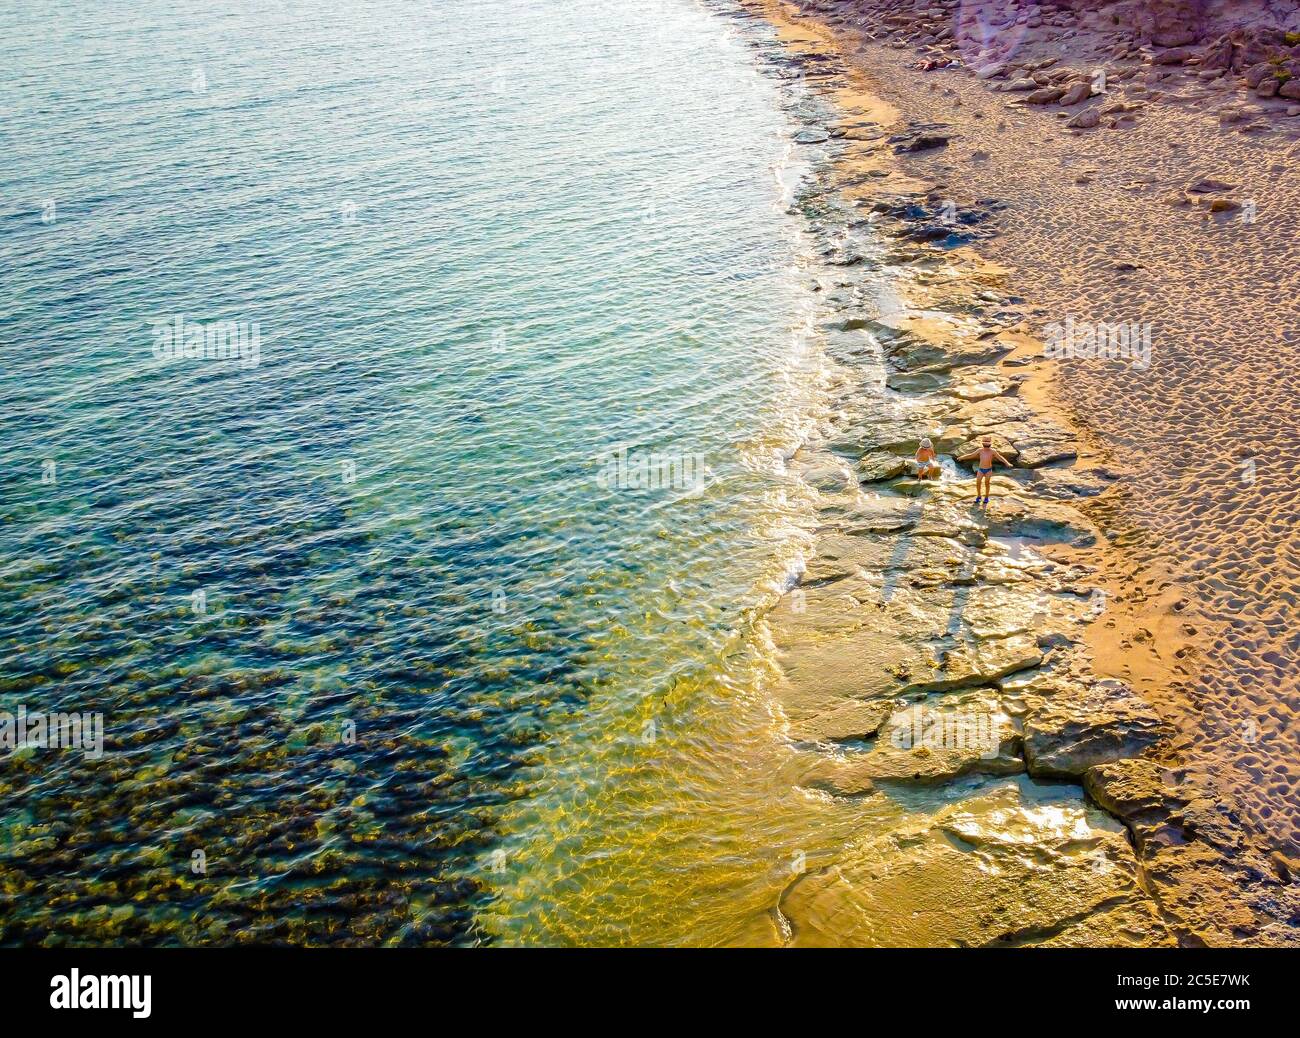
740, 0, 1300, 945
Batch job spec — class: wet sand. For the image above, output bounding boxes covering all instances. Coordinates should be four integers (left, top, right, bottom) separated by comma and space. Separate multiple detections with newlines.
738, 0, 1300, 945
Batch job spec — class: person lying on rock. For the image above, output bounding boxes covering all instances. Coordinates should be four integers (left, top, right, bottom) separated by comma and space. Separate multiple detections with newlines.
914, 438, 941, 480
957, 436, 1013, 506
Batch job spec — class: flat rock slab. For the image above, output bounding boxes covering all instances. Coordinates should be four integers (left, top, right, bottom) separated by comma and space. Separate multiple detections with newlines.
889, 125, 952, 152
951, 378, 1012, 402
957, 395, 1034, 427
1025, 679, 1172, 778
857, 450, 908, 483
808, 689, 1023, 794
982, 496, 1098, 545
886, 369, 951, 392
910, 632, 1043, 694
1084, 757, 1180, 821
795, 530, 972, 588
771, 611, 1041, 744
820, 495, 920, 535
863, 314, 1011, 373
780, 777, 1174, 947
952, 432, 1020, 464
770, 605, 936, 741
977, 418, 1079, 468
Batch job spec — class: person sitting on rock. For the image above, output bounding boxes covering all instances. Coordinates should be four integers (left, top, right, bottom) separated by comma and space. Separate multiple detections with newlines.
914, 438, 941, 480
957, 436, 1012, 505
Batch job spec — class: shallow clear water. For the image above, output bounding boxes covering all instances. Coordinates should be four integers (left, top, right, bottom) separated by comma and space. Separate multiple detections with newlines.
0, 0, 865, 945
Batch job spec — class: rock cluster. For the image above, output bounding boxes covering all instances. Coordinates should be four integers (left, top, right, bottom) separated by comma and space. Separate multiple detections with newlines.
787, 0, 1300, 131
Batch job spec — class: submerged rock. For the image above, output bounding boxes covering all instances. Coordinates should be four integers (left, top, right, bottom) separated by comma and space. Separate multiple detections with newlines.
795, 459, 856, 492
795, 127, 831, 144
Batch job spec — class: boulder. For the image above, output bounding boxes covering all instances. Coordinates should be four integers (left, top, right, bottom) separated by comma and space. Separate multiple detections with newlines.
1199, 36, 1234, 71
889, 125, 952, 152
1025, 86, 1067, 104
1152, 30, 1198, 49
1059, 81, 1092, 106
1245, 62, 1274, 89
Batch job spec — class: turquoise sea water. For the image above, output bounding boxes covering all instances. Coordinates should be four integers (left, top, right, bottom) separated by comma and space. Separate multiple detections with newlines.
0, 0, 853, 945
